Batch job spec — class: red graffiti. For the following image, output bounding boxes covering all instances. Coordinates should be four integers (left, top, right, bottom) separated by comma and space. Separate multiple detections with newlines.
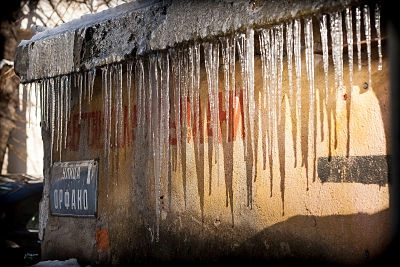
66, 89, 246, 151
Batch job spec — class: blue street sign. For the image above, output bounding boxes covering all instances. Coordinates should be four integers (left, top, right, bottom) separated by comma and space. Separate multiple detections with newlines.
50, 160, 98, 217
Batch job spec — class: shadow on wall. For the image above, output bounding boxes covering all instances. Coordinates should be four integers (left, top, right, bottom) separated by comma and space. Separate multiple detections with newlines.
152, 208, 393, 266
232, 209, 393, 266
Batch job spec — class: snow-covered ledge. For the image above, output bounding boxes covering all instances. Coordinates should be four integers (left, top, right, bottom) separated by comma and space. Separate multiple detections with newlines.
14, 0, 361, 83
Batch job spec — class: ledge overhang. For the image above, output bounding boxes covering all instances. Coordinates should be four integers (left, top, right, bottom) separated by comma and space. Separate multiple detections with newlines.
14, 0, 364, 83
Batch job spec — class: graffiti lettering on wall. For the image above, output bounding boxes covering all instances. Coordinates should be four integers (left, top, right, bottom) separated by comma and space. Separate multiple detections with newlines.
67, 90, 246, 151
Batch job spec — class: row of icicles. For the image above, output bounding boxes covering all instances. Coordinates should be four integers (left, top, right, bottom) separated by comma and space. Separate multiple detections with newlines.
22, 3, 383, 240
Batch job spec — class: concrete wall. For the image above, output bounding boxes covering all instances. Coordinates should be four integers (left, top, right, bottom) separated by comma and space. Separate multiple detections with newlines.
39, 39, 391, 267
14, 0, 394, 266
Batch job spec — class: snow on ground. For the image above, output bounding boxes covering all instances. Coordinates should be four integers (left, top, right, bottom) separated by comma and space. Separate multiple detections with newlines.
30, 258, 86, 267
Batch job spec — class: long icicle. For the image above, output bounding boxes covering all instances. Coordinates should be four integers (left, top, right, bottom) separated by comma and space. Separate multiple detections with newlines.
286, 20, 294, 108
320, 14, 330, 105
259, 29, 269, 170
305, 17, 316, 181
363, 4, 372, 87
374, 3, 383, 71
355, 7, 362, 71
220, 36, 231, 142
237, 34, 249, 159
294, 18, 302, 153
194, 42, 201, 159
203, 41, 220, 184
246, 28, 256, 170
345, 8, 354, 89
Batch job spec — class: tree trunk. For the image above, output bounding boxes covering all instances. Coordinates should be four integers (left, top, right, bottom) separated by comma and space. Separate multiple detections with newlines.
0, 8, 31, 174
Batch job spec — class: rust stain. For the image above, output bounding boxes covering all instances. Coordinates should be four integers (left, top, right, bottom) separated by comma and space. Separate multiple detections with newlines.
96, 228, 110, 251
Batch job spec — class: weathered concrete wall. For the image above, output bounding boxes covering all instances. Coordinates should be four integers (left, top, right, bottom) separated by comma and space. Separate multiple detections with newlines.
14, 0, 393, 266
37, 45, 391, 266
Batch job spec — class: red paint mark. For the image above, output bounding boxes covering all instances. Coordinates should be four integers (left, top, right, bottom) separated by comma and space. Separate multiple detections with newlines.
65, 89, 247, 151
95, 228, 110, 251
343, 93, 347, 101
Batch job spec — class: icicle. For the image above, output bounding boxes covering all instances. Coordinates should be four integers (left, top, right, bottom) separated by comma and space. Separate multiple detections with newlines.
259, 30, 266, 107
27, 83, 32, 127
176, 48, 184, 171
294, 18, 302, 133
229, 34, 236, 113
275, 25, 284, 125
46, 80, 50, 132
102, 66, 110, 169
107, 66, 113, 157
39, 82, 43, 127
42, 80, 48, 131
169, 48, 181, 171
40, 81, 45, 129
127, 61, 133, 143
260, 28, 273, 157
237, 28, 257, 188
355, 7, 362, 70
286, 20, 294, 107
237, 34, 249, 156
134, 59, 143, 136
330, 11, 344, 89
88, 68, 96, 101
59, 77, 64, 160
83, 71, 87, 100
56, 78, 61, 153
79, 73, 83, 124
193, 42, 201, 158
36, 82, 41, 125
102, 67, 108, 155
64, 75, 71, 149
247, 28, 256, 133
56, 78, 62, 153
305, 17, 315, 178
320, 14, 330, 104
180, 48, 189, 161
158, 51, 170, 192
212, 42, 220, 165
203, 41, 220, 169
40, 81, 44, 128
259, 29, 269, 167
270, 26, 278, 158
35, 83, 39, 120
305, 17, 315, 108
117, 63, 124, 147
50, 78, 55, 164
135, 59, 145, 139
188, 45, 195, 140
363, 4, 372, 87
247, 27, 256, 178
345, 8, 354, 89
85, 71, 89, 100
374, 3, 383, 71
86, 71, 90, 101
220, 36, 231, 142
54, 78, 59, 153
149, 54, 161, 242
113, 65, 119, 148
227, 36, 236, 142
